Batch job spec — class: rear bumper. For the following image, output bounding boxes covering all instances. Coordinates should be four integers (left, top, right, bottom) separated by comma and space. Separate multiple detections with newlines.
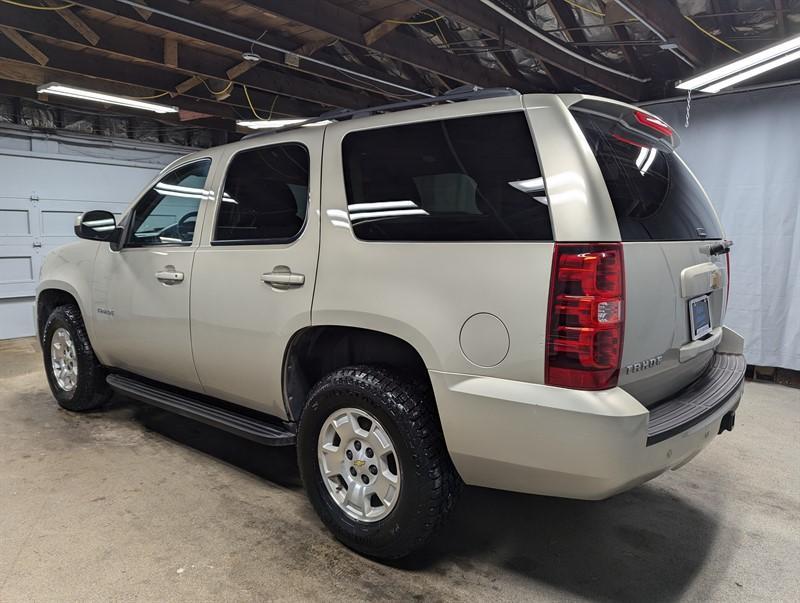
431, 350, 745, 500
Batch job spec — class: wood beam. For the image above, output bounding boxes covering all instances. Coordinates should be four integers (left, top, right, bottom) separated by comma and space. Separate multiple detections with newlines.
0, 26, 48, 66
613, 0, 720, 67
163, 37, 178, 68
0, 4, 375, 110
44, 0, 100, 46
0, 77, 234, 136
0, 57, 236, 122
67, 0, 429, 100
240, 0, 525, 90
546, 0, 588, 49
416, 0, 643, 99
0, 33, 316, 121
612, 24, 645, 77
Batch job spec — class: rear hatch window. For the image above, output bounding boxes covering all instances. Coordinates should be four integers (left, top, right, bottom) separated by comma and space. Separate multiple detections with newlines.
570, 99, 722, 241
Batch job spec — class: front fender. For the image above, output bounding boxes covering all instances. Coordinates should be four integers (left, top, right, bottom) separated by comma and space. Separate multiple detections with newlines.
37, 241, 100, 345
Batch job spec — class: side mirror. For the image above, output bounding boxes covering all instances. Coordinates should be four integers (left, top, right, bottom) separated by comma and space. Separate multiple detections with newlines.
74, 210, 120, 244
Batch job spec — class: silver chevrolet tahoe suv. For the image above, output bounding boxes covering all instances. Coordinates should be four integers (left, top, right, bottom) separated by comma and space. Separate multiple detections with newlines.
36, 89, 745, 559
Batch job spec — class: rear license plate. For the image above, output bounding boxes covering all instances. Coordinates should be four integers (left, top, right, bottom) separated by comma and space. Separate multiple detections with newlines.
689, 294, 712, 340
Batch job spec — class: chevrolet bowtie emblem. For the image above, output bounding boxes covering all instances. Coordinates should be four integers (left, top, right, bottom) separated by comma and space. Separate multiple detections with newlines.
353, 459, 366, 468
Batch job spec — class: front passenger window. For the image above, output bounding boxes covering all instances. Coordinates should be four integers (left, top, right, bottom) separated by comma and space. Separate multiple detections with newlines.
127, 159, 211, 247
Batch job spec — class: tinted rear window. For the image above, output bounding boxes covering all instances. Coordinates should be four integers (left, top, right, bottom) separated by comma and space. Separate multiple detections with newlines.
342, 112, 552, 242
570, 102, 722, 241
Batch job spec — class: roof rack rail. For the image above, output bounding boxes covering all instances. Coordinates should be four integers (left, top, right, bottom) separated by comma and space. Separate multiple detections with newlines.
242, 86, 520, 139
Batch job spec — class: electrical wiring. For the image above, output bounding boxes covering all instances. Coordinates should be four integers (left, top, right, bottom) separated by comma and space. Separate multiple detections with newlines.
565, 0, 740, 56
0, 0, 74, 10
242, 84, 278, 121
202, 79, 233, 96
385, 14, 444, 25
563, 0, 605, 18
684, 15, 741, 54
128, 91, 171, 100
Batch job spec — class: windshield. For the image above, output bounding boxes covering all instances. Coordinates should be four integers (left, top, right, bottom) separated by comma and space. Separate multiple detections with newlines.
570, 100, 722, 241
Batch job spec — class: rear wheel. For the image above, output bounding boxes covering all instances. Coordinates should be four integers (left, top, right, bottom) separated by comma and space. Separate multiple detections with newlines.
42, 304, 111, 412
297, 366, 461, 559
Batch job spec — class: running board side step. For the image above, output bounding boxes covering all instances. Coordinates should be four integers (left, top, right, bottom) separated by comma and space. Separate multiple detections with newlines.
106, 374, 295, 446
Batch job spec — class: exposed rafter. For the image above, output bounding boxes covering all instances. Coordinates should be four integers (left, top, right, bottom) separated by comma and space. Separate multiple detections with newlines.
613, 0, 719, 67
238, 0, 528, 90
67, 0, 431, 100
0, 3, 379, 112
415, 0, 644, 99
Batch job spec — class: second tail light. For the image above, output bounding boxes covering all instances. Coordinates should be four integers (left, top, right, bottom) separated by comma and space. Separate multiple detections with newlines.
546, 243, 625, 390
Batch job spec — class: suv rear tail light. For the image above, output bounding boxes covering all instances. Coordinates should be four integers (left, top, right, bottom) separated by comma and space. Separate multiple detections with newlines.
546, 243, 625, 390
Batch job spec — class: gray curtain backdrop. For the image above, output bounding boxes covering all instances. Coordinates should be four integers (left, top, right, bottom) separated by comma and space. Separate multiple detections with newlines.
646, 85, 800, 370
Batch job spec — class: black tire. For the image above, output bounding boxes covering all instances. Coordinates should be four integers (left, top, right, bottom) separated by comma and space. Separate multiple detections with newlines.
42, 304, 111, 412
297, 365, 461, 559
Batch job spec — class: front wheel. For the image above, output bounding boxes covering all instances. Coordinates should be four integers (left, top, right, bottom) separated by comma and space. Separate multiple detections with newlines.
42, 304, 111, 412
297, 366, 461, 559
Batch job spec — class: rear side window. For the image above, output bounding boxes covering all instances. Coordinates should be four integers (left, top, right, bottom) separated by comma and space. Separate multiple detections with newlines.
342, 112, 552, 242
214, 143, 309, 244
570, 101, 722, 241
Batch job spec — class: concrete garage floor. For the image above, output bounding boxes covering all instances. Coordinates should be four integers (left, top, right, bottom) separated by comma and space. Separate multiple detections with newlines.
1, 338, 798, 602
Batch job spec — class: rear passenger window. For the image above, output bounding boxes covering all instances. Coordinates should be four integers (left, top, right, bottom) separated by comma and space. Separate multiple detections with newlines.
214, 143, 309, 244
342, 112, 552, 242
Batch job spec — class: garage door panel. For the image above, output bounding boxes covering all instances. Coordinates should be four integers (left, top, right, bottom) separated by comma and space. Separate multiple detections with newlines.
0, 155, 158, 203
0, 247, 36, 298
0, 199, 33, 240
0, 209, 31, 237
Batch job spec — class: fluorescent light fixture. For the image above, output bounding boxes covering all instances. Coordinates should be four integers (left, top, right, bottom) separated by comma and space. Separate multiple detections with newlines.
236, 118, 333, 129
700, 49, 800, 93
676, 33, 800, 91
37, 83, 178, 114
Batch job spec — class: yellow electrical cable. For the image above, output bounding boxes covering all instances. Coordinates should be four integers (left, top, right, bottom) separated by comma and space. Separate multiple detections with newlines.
242, 84, 279, 121
561, 1, 740, 56
0, 0, 75, 10
563, 0, 605, 18
385, 14, 444, 25
242, 84, 265, 119
684, 15, 741, 54
129, 91, 171, 100
202, 79, 233, 96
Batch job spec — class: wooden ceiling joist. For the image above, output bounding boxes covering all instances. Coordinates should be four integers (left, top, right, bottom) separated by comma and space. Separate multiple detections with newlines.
0, 31, 324, 121
0, 3, 376, 112
613, 0, 718, 67
416, 0, 644, 100
240, 0, 526, 90
66, 0, 432, 100
0, 26, 48, 66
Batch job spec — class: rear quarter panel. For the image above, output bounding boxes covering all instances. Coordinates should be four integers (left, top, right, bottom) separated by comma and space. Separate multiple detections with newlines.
313, 97, 554, 382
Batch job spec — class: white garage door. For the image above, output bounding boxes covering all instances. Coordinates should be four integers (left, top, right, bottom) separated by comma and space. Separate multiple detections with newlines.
0, 134, 186, 339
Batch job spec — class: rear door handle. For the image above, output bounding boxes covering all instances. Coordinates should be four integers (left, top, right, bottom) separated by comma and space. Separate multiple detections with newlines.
261, 269, 305, 288
155, 270, 184, 284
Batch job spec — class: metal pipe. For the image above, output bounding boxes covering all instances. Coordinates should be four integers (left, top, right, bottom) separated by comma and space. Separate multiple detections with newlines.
111, 0, 434, 98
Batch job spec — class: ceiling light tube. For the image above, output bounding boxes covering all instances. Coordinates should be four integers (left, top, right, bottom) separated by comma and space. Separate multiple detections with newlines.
676, 33, 800, 91
699, 48, 800, 93
236, 119, 333, 129
37, 83, 178, 114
